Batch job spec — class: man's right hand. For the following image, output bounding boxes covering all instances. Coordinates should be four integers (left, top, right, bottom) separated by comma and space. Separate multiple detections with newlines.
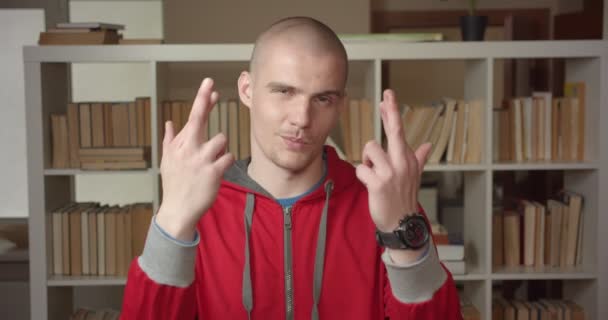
156, 78, 235, 242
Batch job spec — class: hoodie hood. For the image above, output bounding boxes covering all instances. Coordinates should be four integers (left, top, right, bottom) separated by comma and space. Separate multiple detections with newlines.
222, 145, 358, 201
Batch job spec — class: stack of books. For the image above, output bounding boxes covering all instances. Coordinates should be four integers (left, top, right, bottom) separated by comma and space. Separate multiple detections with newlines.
50, 97, 152, 170
493, 82, 586, 163
39, 22, 123, 45
50, 202, 153, 277
460, 294, 480, 320
159, 98, 251, 160
402, 98, 485, 165
70, 308, 120, 320
433, 223, 466, 275
336, 98, 375, 162
493, 298, 584, 320
79, 147, 150, 170
493, 191, 584, 270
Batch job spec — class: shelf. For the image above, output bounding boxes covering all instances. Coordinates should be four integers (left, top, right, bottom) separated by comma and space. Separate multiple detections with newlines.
0, 249, 29, 263
44, 168, 158, 176
452, 273, 487, 281
491, 161, 599, 171
47, 275, 126, 286
492, 266, 596, 280
424, 164, 487, 172
23, 39, 607, 320
23, 41, 605, 63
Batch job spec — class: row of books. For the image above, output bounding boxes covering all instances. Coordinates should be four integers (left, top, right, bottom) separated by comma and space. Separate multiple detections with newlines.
493, 191, 584, 269
77, 147, 150, 170
50, 97, 152, 169
50, 202, 153, 277
70, 308, 120, 320
39, 22, 123, 45
159, 99, 251, 160
460, 294, 480, 320
403, 98, 484, 165
493, 82, 586, 163
492, 298, 584, 320
336, 99, 375, 162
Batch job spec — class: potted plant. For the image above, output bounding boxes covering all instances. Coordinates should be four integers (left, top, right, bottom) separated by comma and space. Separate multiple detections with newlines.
460, 0, 488, 41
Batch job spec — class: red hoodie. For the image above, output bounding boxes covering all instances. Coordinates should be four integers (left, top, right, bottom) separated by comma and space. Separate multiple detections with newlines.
121, 146, 462, 319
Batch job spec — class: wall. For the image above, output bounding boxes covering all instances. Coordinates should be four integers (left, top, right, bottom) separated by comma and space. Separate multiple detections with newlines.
163, 0, 370, 43
0, 9, 45, 219
0, 0, 67, 29
0, 7, 45, 320
605, 0, 608, 38
372, 0, 581, 14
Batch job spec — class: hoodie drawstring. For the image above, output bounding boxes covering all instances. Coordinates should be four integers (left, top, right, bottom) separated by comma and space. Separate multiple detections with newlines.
243, 193, 255, 320
242, 180, 334, 320
311, 180, 334, 320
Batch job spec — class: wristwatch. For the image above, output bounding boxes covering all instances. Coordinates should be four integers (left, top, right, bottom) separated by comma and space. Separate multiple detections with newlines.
375, 213, 430, 250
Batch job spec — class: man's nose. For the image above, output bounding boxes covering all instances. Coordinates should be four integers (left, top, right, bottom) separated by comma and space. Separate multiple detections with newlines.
289, 98, 312, 128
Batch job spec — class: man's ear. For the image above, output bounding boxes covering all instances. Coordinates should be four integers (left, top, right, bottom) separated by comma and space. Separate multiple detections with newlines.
238, 71, 253, 109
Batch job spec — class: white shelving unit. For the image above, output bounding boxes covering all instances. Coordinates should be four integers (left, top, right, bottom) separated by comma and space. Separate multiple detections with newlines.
23, 40, 607, 320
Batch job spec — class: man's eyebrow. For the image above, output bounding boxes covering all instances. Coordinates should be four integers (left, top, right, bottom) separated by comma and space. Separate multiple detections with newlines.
266, 82, 293, 89
314, 90, 344, 98
266, 82, 344, 97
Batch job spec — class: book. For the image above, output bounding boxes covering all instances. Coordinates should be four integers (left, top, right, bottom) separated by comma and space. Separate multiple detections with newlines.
503, 211, 521, 267
533, 202, 546, 267
238, 101, 251, 159
522, 200, 536, 267
359, 99, 375, 148
493, 210, 504, 267
91, 103, 105, 147
228, 100, 240, 157
67, 103, 81, 168
443, 260, 465, 274
349, 99, 361, 162
564, 82, 585, 161
119, 38, 163, 44
428, 99, 456, 163
39, 29, 120, 45
97, 207, 106, 276
55, 22, 125, 30
561, 191, 583, 266
79, 103, 92, 148
338, 33, 443, 42
464, 99, 483, 164
437, 244, 464, 261
51, 114, 69, 168
81, 160, 148, 170
78, 147, 150, 161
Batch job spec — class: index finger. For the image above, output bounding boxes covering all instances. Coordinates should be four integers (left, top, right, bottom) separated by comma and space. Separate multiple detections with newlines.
380, 89, 410, 162
184, 78, 217, 144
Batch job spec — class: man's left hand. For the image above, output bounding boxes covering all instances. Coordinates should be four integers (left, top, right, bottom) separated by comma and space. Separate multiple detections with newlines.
355, 89, 432, 259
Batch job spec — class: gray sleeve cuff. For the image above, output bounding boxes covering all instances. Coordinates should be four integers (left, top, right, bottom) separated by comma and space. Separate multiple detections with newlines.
137, 215, 200, 287
382, 239, 447, 303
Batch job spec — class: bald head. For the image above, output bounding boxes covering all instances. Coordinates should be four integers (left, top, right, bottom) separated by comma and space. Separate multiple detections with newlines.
250, 16, 348, 85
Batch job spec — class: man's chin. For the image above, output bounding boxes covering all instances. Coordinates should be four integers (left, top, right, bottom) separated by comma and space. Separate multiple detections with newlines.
273, 149, 318, 173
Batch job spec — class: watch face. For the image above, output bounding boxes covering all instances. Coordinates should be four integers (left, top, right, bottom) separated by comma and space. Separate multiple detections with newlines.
399, 215, 429, 249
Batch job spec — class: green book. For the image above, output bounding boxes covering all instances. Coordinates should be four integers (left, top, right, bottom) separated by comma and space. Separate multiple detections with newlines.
338, 33, 444, 43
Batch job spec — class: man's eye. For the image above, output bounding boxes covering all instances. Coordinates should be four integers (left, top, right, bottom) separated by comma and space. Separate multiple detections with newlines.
273, 88, 290, 94
317, 96, 332, 104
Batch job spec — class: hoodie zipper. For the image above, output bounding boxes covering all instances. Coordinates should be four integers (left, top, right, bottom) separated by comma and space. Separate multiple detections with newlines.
283, 206, 294, 320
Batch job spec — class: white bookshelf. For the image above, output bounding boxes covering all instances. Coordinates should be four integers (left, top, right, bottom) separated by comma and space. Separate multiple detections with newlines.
23, 40, 607, 320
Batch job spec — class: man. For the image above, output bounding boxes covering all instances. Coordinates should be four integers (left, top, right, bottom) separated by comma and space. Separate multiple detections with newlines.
121, 16, 461, 319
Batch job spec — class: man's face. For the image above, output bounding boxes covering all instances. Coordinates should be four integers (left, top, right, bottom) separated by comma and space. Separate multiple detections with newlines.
245, 42, 346, 172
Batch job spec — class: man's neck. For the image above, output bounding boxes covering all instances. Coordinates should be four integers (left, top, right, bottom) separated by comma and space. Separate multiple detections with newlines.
247, 150, 324, 200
